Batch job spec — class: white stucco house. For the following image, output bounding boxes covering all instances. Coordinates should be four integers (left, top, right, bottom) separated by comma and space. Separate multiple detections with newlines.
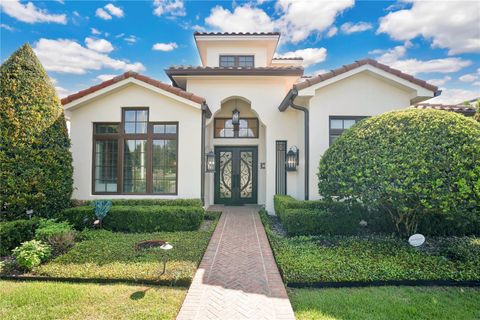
62, 32, 440, 212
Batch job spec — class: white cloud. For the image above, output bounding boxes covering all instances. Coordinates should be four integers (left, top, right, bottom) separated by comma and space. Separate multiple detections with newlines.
275, 0, 355, 43
152, 42, 178, 52
473, 81, 480, 87
50, 77, 71, 98
459, 74, 478, 83
340, 21, 372, 34
153, 0, 186, 17
205, 5, 275, 33
275, 47, 327, 68
428, 88, 480, 104
204, 1, 354, 43
85, 37, 114, 53
124, 35, 138, 44
33, 38, 145, 74
91, 28, 101, 35
427, 76, 451, 87
192, 24, 206, 32
104, 3, 124, 18
374, 43, 471, 75
0, 23, 16, 31
0, 0, 66, 24
378, 1, 480, 54
326, 26, 337, 38
96, 74, 117, 82
96, 8, 111, 20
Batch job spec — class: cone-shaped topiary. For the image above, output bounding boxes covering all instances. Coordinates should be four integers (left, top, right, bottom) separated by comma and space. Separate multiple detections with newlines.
0, 43, 73, 220
318, 109, 480, 236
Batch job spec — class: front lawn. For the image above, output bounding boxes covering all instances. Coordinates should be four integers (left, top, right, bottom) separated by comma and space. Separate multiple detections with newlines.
30, 219, 217, 285
0, 280, 185, 320
261, 211, 480, 285
290, 287, 480, 320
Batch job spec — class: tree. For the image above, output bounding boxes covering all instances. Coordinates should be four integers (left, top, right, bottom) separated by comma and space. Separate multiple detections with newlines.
318, 109, 480, 236
474, 100, 480, 122
0, 44, 73, 220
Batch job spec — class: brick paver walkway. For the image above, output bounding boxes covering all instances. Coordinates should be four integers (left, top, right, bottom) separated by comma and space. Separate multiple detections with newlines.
177, 206, 295, 320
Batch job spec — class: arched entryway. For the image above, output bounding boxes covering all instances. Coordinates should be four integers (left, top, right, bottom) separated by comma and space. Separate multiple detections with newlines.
205, 96, 266, 206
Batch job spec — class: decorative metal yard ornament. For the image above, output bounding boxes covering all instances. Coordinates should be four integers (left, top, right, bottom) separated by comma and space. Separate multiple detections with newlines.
206, 151, 215, 172
26, 209, 33, 219
285, 146, 299, 171
91, 200, 112, 227
408, 234, 425, 247
135, 240, 173, 276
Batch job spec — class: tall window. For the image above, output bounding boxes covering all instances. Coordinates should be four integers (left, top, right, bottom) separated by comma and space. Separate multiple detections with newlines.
329, 116, 366, 145
219, 55, 254, 67
92, 108, 178, 194
214, 118, 259, 138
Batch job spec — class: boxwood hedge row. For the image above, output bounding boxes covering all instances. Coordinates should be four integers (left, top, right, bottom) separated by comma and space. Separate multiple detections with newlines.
0, 219, 39, 255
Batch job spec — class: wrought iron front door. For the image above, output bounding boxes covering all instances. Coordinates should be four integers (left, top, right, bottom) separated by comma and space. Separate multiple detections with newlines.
214, 146, 257, 205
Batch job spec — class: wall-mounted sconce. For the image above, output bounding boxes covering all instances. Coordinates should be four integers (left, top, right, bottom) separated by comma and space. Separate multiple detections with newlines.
206, 151, 215, 172
285, 146, 299, 171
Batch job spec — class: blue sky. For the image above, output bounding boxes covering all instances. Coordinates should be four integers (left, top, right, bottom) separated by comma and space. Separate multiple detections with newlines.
1, 0, 479, 103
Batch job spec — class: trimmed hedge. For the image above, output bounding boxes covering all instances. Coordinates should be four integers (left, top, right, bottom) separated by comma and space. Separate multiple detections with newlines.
318, 109, 480, 236
0, 219, 38, 255
57, 205, 204, 232
273, 195, 389, 236
83, 198, 203, 207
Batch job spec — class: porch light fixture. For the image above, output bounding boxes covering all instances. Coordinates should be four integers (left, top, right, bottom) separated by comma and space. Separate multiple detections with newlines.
232, 108, 240, 126
285, 146, 299, 171
206, 151, 215, 172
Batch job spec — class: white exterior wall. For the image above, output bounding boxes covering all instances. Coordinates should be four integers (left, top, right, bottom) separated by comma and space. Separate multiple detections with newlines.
68, 84, 202, 200
307, 72, 413, 200
187, 76, 301, 212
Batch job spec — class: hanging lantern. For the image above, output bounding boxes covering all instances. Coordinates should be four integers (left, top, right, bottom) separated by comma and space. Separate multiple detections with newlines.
206, 151, 215, 172
232, 108, 240, 125
285, 146, 299, 171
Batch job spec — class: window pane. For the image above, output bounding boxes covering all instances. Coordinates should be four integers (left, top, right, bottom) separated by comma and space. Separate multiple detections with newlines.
220, 56, 235, 67
136, 122, 147, 134
94, 140, 118, 192
153, 124, 165, 134
136, 110, 148, 121
152, 139, 177, 193
343, 119, 356, 129
124, 109, 148, 134
124, 122, 135, 134
165, 124, 177, 134
123, 139, 147, 193
124, 110, 136, 122
330, 119, 343, 129
238, 56, 254, 67
95, 124, 118, 134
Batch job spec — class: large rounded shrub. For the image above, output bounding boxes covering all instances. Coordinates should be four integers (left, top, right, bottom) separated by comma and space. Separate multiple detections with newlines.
0, 44, 73, 220
318, 109, 480, 236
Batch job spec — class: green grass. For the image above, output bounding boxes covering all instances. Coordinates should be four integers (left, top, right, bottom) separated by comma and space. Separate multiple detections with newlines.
289, 286, 480, 320
31, 219, 217, 285
0, 280, 185, 320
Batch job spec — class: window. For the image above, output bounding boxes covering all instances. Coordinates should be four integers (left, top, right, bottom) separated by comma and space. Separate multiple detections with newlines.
214, 118, 259, 138
92, 108, 178, 194
219, 55, 254, 67
329, 116, 367, 145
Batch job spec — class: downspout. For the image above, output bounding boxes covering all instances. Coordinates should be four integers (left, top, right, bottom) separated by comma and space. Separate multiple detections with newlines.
200, 102, 211, 206
278, 88, 309, 200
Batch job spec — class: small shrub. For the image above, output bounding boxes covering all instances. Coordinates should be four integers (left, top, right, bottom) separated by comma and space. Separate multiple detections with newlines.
0, 219, 38, 256
35, 219, 76, 255
58, 205, 204, 232
12, 240, 51, 270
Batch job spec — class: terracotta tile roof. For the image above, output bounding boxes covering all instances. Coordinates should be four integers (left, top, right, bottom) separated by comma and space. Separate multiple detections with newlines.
272, 57, 304, 60
166, 66, 303, 76
294, 58, 438, 92
61, 71, 206, 106
413, 103, 477, 116
194, 32, 280, 36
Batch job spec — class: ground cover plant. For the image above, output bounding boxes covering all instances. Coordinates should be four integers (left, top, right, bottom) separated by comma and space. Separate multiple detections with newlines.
0, 280, 186, 320
30, 216, 218, 285
289, 286, 480, 320
318, 109, 480, 236
260, 210, 480, 285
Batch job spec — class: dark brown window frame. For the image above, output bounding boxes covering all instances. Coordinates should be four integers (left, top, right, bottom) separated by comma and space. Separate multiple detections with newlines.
329, 116, 367, 146
219, 55, 255, 67
92, 107, 179, 195
214, 117, 259, 139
